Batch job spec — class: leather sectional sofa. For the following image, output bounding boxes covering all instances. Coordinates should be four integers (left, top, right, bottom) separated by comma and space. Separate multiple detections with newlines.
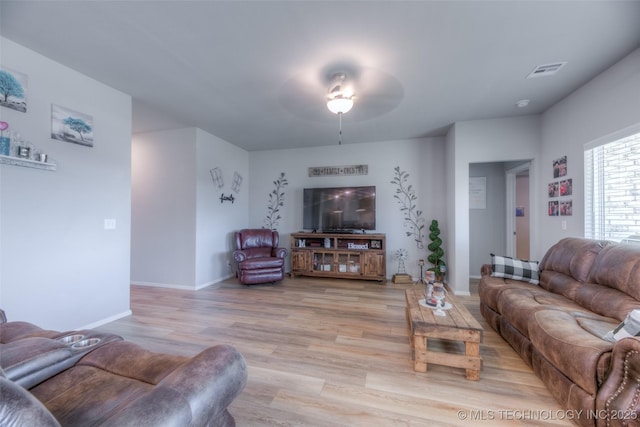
479, 237, 640, 427
0, 309, 247, 426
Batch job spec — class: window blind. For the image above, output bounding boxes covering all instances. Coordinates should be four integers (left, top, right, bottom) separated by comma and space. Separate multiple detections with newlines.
584, 133, 640, 243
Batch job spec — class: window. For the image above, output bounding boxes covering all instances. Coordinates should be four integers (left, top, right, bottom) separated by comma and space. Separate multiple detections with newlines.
585, 131, 640, 243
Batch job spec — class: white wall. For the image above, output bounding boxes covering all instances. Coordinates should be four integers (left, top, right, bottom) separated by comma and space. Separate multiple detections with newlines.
131, 127, 249, 289
195, 128, 249, 287
248, 138, 446, 280
447, 115, 540, 294
539, 47, 640, 255
131, 128, 197, 287
469, 162, 506, 278
0, 38, 132, 329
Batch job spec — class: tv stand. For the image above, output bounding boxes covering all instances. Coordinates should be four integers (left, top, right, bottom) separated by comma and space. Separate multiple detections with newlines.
290, 232, 386, 282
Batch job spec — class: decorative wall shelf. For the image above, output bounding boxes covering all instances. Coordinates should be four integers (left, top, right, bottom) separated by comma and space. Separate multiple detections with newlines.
0, 155, 57, 171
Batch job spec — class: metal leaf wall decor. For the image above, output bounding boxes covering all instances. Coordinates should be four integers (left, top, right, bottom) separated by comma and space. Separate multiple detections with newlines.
391, 166, 425, 249
263, 172, 288, 231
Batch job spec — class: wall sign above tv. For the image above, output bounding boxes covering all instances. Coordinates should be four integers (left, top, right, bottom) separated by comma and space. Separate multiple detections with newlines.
308, 164, 368, 177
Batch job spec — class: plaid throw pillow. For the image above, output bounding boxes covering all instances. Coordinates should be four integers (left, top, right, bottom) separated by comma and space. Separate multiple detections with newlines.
491, 253, 540, 285
603, 309, 640, 342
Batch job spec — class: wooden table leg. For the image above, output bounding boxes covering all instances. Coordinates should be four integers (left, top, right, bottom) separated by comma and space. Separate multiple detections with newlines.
465, 341, 480, 380
414, 335, 427, 372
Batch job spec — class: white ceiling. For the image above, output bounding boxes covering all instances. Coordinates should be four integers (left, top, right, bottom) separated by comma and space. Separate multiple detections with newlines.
1, 1, 639, 151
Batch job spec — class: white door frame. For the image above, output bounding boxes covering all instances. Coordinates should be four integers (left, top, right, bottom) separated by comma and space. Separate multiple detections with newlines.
505, 162, 532, 257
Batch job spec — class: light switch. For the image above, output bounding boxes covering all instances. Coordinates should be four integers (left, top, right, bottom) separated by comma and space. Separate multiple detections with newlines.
104, 219, 116, 230
561, 220, 567, 230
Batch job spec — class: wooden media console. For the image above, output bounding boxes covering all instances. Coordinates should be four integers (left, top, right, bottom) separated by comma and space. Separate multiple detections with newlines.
290, 232, 386, 282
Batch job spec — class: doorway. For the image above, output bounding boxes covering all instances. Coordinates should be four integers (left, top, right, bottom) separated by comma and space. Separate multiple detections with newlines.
506, 162, 532, 259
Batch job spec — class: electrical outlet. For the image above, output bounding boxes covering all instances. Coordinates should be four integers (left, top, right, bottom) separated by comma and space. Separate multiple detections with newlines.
104, 219, 116, 230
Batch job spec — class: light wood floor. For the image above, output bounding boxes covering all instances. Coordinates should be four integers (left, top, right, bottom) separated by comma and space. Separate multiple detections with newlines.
97, 277, 573, 426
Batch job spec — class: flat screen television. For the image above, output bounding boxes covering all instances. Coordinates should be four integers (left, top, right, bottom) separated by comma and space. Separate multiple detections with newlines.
303, 186, 376, 232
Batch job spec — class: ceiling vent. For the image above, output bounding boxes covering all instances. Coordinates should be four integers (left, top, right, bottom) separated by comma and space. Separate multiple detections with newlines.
527, 62, 567, 79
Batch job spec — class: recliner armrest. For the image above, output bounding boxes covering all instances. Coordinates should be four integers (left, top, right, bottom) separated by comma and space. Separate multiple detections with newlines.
273, 247, 288, 259
233, 250, 247, 262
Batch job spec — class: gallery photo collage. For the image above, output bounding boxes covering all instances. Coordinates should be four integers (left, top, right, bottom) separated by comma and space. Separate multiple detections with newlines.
548, 155, 572, 216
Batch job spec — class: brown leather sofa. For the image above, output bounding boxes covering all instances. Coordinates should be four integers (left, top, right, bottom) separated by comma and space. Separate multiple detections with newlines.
0, 310, 247, 426
233, 228, 288, 285
479, 237, 640, 427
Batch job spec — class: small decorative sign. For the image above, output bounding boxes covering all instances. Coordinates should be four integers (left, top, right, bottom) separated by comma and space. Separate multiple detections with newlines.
219, 193, 235, 204
348, 242, 369, 249
308, 164, 368, 177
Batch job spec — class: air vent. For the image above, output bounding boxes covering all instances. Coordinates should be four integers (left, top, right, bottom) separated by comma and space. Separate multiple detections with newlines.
527, 62, 567, 79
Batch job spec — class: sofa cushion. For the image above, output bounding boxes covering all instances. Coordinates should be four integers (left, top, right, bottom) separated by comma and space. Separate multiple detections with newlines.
0, 321, 62, 343
238, 257, 284, 270
491, 254, 539, 284
587, 243, 640, 300
538, 270, 585, 302
30, 364, 159, 426
241, 247, 273, 260
496, 287, 594, 337
538, 237, 609, 284
236, 229, 277, 250
477, 274, 536, 314
528, 309, 616, 395
573, 282, 640, 322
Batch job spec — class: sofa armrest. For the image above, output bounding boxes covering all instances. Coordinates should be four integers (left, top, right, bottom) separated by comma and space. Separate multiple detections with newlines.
596, 337, 640, 426
273, 247, 288, 259
481, 263, 493, 277
233, 250, 247, 263
154, 344, 247, 426
84, 343, 247, 427
0, 376, 61, 427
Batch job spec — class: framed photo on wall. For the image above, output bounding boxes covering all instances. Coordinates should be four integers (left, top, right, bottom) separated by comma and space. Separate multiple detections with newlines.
553, 155, 567, 178
560, 179, 572, 196
0, 67, 28, 113
51, 104, 94, 147
561, 200, 573, 216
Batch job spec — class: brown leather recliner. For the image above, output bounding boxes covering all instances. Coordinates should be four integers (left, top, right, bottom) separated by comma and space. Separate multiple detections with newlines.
233, 229, 288, 285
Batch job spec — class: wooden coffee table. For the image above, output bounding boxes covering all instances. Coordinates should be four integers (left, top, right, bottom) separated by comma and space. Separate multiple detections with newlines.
405, 287, 483, 380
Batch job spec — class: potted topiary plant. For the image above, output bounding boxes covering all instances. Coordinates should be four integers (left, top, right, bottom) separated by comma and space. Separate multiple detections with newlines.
427, 220, 446, 281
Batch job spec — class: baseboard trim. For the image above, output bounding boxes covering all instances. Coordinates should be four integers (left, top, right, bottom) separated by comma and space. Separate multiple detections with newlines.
131, 280, 195, 290
79, 309, 132, 330
131, 274, 236, 291
195, 274, 235, 290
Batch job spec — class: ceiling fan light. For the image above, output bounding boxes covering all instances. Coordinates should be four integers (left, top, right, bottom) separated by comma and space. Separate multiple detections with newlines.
327, 97, 354, 114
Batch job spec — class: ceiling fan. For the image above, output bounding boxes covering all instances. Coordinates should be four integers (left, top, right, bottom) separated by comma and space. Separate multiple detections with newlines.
326, 72, 355, 115
325, 73, 355, 144
278, 65, 404, 125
